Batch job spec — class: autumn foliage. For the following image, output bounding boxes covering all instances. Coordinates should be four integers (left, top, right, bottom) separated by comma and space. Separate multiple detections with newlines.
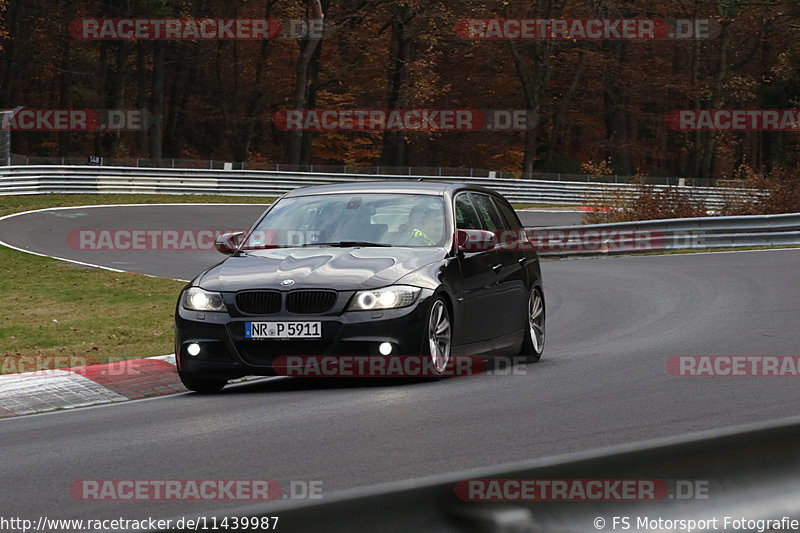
583, 164, 800, 223
0, 0, 799, 186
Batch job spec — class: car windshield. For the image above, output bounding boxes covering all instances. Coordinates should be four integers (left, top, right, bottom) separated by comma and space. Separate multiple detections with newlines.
241, 193, 447, 249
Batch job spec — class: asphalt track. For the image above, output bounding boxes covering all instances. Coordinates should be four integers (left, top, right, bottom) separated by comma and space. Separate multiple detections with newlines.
0, 205, 582, 280
2, 205, 800, 524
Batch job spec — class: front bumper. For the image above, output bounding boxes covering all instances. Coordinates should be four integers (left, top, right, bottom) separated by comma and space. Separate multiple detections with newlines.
175, 288, 435, 379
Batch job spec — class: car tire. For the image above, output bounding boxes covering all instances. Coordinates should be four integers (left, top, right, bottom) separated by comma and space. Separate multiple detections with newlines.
426, 297, 452, 376
521, 287, 545, 362
179, 372, 227, 393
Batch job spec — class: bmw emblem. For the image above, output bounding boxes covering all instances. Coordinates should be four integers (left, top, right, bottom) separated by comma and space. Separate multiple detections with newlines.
281, 279, 295, 286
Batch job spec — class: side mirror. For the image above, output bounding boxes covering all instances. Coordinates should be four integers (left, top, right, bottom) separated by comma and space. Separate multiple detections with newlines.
215, 231, 245, 255
455, 229, 497, 252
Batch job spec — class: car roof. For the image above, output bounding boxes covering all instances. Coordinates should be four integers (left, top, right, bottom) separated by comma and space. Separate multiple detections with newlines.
282, 180, 502, 199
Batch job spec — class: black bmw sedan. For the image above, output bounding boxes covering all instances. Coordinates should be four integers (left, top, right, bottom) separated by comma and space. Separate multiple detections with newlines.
175, 181, 545, 392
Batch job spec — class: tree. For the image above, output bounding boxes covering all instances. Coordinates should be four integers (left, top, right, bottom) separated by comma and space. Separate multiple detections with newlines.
287, 0, 326, 166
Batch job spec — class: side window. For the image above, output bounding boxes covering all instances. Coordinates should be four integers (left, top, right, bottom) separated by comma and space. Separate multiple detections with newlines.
454, 194, 483, 230
493, 198, 523, 231
471, 194, 505, 231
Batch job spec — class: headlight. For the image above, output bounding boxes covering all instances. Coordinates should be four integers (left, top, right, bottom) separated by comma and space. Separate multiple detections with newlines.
348, 286, 421, 311
182, 287, 227, 312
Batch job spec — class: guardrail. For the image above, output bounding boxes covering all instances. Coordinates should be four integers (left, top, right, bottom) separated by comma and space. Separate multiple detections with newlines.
3, 164, 789, 254
0, 165, 759, 207
157, 417, 800, 533
526, 212, 800, 256
6, 153, 700, 185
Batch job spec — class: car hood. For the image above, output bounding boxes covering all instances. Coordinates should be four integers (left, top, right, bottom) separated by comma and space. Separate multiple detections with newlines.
197, 247, 447, 291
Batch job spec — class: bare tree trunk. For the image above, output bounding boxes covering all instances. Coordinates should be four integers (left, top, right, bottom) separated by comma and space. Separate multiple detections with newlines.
299, 37, 325, 164
0, 0, 22, 107
379, 4, 416, 167
93, 42, 109, 156
288, 0, 324, 166
545, 47, 586, 170
134, 43, 147, 155
237, 0, 278, 161
57, 29, 72, 156
602, 40, 633, 176
521, 111, 540, 176
507, 1, 553, 176
164, 56, 184, 158
102, 41, 130, 156
509, 36, 550, 176
698, 22, 731, 182
687, 18, 703, 180
149, 42, 164, 160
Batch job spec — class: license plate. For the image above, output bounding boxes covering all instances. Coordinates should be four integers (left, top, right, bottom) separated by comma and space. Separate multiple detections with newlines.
245, 321, 321, 339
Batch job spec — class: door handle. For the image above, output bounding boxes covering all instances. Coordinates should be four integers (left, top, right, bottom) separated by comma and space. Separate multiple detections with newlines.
518, 257, 527, 266
492, 263, 503, 272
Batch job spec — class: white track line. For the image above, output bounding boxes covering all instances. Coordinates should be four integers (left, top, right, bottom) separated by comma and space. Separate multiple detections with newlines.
2, 203, 799, 275
0, 204, 285, 417
552, 246, 800, 261
0, 204, 261, 280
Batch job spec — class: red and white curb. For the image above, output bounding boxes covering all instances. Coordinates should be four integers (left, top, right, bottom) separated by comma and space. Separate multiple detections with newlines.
0, 354, 183, 418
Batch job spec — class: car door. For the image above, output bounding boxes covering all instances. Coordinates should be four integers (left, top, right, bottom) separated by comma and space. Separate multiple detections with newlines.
469, 193, 528, 337
452, 192, 506, 346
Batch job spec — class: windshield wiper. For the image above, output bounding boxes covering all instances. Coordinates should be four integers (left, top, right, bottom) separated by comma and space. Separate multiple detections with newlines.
302, 241, 391, 248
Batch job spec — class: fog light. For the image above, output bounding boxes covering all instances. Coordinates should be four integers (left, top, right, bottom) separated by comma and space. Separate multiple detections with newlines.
379, 342, 393, 356
187, 343, 201, 357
